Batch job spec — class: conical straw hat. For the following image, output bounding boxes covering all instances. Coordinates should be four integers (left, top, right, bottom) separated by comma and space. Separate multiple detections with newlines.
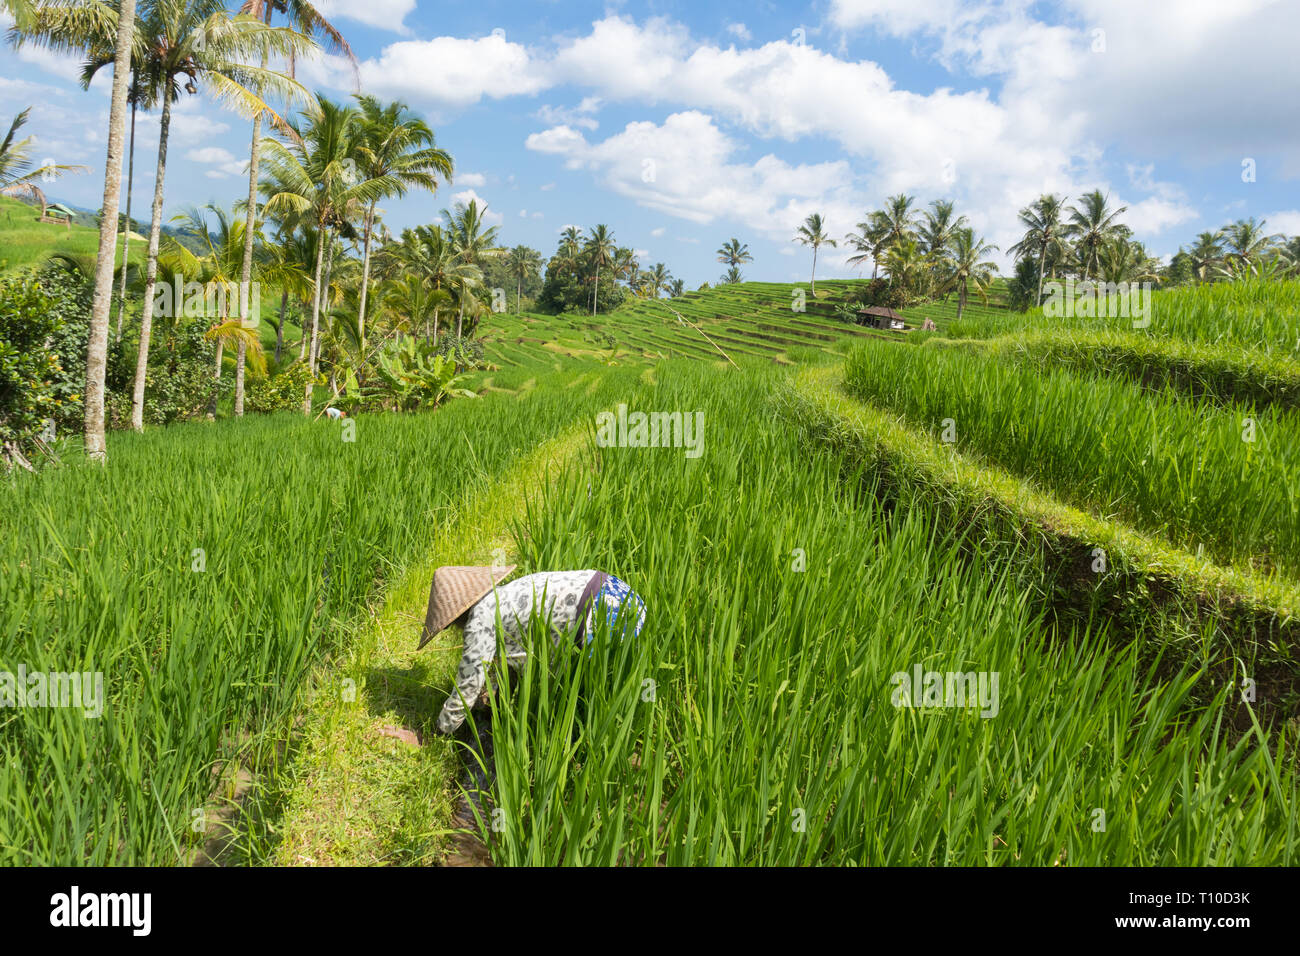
418, 564, 516, 650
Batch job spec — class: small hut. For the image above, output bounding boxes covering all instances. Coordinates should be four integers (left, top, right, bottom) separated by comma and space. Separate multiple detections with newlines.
40, 202, 75, 230
856, 305, 908, 331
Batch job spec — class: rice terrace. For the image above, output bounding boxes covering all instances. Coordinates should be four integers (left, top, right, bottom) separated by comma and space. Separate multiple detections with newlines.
0, 0, 1298, 903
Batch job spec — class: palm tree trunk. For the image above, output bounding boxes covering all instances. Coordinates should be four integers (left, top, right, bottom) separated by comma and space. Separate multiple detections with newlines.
592, 265, 599, 316
275, 289, 286, 363
208, 334, 224, 419
516, 275, 521, 314
810, 246, 818, 296
316, 238, 337, 370
83, 0, 137, 463
129, 93, 173, 433
114, 97, 137, 343
357, 201, 376, 352
957, 280, 967, 322
1036, 241, 1047, 308
235, 109, 264, 418
304, 227, 326, 415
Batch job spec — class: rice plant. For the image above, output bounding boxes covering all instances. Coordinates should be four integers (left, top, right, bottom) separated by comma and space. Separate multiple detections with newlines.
476, 363, 1297, 865
843, 339, 1300, 578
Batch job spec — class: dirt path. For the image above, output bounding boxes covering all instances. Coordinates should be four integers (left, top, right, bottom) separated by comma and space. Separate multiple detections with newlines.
239, 425, 596, 866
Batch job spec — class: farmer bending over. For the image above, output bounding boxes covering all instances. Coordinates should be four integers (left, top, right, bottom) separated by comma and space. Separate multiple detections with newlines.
419, 566, 647, 735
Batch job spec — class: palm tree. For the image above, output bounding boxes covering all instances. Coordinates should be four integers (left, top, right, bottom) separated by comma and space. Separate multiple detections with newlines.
720, 265, 743, 285
1223, 217, 1283, 274
794, 212, 835, 295
1186, 230, 1224, 284
262, 94, 380, 413
382, 224, 480, 345
1066, 190, 1128, 281
918, 199, 967, 258
715, 238, 752, 269
668, 277, 685, 298
1096, 237, 1160, 286
582, 223, 616, 316
440, 199, 499, 335
0, 107, 87, 198
844, 215, 889, 279
233, 0, 354, 414
879, 194, 919, 252
11, 0, 137, 460
119, 2, 309, 430
642, 261, 672, 297
351, 95, 452, 349
504, 244, 543, 312
883, 238, 928, 300
1008, 193, 1068, 307
940, 229, 1000, 322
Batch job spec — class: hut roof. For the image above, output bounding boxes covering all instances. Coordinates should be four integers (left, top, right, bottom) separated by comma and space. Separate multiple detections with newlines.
856, 305, 904, 320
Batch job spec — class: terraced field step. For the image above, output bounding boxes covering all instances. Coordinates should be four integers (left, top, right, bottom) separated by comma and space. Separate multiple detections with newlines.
783, 364, 1300, 707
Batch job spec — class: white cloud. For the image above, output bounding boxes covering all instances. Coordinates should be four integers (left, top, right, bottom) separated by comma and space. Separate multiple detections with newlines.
540, 182, 556, 191
186, 147, 236, 164
531, 211, 543, 219
535, 97, 602, 131
725, 22, 752, 43
311, 0, 417, 34
527, 111, 858, 239
351, 34, 549, 108
650, 227, 666, 237
186, 145, 246, 179
455, 172, 487, 187
1264, 210, 1300, 237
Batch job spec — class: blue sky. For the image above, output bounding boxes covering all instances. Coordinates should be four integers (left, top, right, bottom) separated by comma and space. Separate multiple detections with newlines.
3, 0, 1298, 288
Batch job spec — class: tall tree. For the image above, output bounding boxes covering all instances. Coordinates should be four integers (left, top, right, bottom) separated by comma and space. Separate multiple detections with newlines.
715, 237, 752, 268
582, 223, 616, 316
1008, 193, 1068, 307
794, 212, 835, 295
942, 228, 1000, 322
504, 244, 543, 312
642, 261, 672, 297
1223, 217, 1283, 274
918, 199, 968, 258
1186, 230, 1225, 283
122, 1, 308, 430
1066, 189, 1129, 281
440, 199, 499, 335
351, 95, 451, 352
844, 215, 889, 279
262, 94, 380, 413
234, 0, 355, 415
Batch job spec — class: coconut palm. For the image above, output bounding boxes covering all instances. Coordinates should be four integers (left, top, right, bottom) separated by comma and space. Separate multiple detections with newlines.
794, 212, 835, 295
101, 1, 311, 429
1008, 193, 1069, 307
719, 265, 743, 285
1222, 217, 1283, 274
918, 199, 968, 258
382, 224, 481, 345
504, 244, 543, 312
668, 277, 685, 298
883, 238, 928, 300
351, 95, 452, 349
441, 198, 500, 334
0, 107, 87, 198
1066, 190, 1128, 281
1184, 230, 1224, 284
1097, 237, 1160, 286
233, 1, 354, 413
844, 215, 889, 279
642, 261, 672, 298
262, 94, 386, 413
878, 194, 919, 252
582, 223, 616, 316
940, 229, 1000, 322
10, 0, 137, 459
715, 238, 752, 269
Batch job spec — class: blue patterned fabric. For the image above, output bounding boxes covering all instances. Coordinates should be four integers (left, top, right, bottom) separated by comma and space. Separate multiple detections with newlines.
583, 575, 646, 649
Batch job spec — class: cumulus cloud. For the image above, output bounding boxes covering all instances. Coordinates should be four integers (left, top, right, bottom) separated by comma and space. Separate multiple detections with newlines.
526, 111, 858, 239
449, 189, 504, 226
311, 0, 417, 34
455, 172, 487, 187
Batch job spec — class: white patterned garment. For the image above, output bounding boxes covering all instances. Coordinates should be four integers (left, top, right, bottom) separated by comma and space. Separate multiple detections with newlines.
436, 570, 599, 734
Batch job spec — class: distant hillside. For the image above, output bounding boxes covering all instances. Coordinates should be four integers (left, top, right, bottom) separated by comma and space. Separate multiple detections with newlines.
475, 278, 1019, 369
0, 195, 204, 273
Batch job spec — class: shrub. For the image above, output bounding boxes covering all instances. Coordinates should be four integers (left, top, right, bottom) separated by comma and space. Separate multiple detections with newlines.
246, 362, 318, 414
